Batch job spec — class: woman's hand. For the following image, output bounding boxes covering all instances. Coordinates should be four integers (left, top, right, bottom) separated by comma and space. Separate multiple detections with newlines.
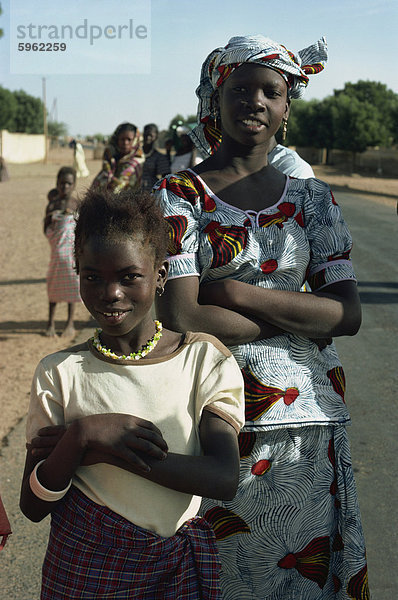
198, 279, 284, 339
198, 279, 233, 307
200, 278, 360, 340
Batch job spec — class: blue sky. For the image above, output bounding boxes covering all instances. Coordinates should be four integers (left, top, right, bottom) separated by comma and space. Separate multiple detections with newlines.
1, 0, 397, 136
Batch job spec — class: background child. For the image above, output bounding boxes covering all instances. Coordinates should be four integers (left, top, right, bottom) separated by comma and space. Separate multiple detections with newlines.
44, 166, 80, 338
21, 188, 245, 599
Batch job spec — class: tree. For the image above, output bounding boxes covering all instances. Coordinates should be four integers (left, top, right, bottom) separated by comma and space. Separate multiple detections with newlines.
0, 3, 4, 39
168, 114, 197, 135
328, 94, 380, 154
47, 120, 68, 138
286, 80, 398, 161
0, 86, 17, 130
334, 81, 397, 148
92, 133, 106, 143
11, 90, 44, 133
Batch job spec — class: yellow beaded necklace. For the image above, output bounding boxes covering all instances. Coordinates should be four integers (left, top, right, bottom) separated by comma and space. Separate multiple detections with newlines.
92, 320, 163, 361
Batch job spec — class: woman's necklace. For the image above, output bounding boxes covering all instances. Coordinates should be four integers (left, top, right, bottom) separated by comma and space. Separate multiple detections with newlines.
92, 320, 163, 361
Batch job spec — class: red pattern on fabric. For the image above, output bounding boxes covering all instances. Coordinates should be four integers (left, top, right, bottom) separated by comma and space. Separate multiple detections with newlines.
295, 210, 305, 227
303, 63, 325, 75
258, 53, 280, 62
243, 368, 299, 420
163, 173, 200, 205
260, 259, 278, 274
257, 202, 295, 229
251, 459, 271, 476
238, 432, 256, 458
328, 438, 339, 497
327, 367, 346, 402
166, 170, 217, 213
279, 202, 296, 217
332, 532, 344, 552
204, 221, 248, 268
278, 536, 330, 589
202, 116, 223, 155
166, 215, 188, 256
347, 564, 370, 600
333, 574, 342, 592
204, 506, 250, 541
216, 63, 241, 87
328, 438, 336, 467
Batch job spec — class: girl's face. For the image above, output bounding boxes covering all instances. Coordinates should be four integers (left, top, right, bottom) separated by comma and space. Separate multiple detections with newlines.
57, 173, 75, 199
217, 63, 290, 148
117, 130, 136, 156
78, 235, 167, 349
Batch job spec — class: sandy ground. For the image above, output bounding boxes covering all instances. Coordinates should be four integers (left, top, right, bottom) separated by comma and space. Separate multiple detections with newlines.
0, 149, 397, 444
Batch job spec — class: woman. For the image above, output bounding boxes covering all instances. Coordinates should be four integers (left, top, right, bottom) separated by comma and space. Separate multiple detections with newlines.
91, 122, 143, 193
69, 139, 90, 178
154, 35, 369, 599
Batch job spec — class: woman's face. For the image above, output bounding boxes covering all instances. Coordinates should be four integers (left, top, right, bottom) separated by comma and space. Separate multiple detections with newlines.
217, 63, 290, 147
117, 130, 136, 156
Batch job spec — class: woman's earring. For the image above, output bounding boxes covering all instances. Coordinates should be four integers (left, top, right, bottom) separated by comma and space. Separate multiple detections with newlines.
212, 109, 219, 131
282, 118, 288, 142
156, 286, 165, 297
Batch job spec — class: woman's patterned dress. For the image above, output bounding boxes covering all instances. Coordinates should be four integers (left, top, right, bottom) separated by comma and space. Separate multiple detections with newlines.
155, 170, 369, 600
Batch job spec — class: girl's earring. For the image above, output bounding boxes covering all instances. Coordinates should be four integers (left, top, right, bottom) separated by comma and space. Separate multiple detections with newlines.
156, 286, 165, 297
282, 118, 288, 142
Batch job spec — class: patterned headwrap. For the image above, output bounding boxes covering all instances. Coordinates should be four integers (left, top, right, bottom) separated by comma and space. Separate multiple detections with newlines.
190, 34, 327, 156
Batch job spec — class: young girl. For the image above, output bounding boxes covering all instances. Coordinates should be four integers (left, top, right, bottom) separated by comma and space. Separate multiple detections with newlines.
21, 188, 245, 599
44, 166, 81, 338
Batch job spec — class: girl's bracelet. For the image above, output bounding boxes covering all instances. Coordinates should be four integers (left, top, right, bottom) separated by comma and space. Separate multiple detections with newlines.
29, 460, 72, 502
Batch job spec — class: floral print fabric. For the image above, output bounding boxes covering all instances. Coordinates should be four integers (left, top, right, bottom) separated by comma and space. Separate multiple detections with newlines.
154, 170, 369, 599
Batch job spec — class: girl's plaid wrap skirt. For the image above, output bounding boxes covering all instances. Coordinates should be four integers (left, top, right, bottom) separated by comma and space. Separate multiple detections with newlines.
41, 486, 221, 599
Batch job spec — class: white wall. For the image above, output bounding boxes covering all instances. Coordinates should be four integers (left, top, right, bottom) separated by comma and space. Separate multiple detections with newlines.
0, 130, 47, 164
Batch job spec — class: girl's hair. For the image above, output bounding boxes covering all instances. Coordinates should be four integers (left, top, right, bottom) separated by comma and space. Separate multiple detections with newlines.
74, 188, 170, 268
57, 166, 77, 182
110, 122, 137, 147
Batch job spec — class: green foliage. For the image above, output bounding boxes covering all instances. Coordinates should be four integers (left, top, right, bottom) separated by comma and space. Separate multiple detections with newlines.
0, 87, 45, 134
168, 114, 197, 134
0, 86, 17, 130
286, 80, 398, 154
0, 3, 4, 39
47, 120, 68, 138
329, 94, 381, 153
12, 90, 44, 133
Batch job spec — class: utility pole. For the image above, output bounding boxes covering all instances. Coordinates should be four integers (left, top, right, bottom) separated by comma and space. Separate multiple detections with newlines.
42, 77, 48, 164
